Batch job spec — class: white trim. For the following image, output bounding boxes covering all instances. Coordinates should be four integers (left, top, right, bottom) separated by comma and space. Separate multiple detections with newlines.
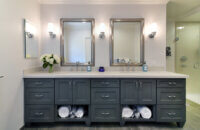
39, 0, 170, 5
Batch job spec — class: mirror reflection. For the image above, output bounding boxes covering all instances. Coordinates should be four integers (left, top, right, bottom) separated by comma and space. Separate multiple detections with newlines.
110, 19, 144, 66
24, 19, 38, 58
61, 19, 95, 66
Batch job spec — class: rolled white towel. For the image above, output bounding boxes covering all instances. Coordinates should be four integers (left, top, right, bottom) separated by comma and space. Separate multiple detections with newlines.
70, 106, 77, 118
58, 105, 71, 118
137, 106, 152, 119
122, 106, 133, 118
75, 107, 84, 118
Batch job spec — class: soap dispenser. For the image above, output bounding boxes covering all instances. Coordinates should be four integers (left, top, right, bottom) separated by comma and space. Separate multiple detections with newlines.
87, 62, 92, 72
142, 61, 148, 72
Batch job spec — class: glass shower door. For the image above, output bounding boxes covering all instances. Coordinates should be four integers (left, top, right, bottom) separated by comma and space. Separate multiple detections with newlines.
175, 22, 200, 104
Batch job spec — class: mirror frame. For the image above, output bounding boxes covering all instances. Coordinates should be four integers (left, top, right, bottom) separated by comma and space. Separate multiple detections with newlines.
60, 18, 95, 66
110, 18, 145, 66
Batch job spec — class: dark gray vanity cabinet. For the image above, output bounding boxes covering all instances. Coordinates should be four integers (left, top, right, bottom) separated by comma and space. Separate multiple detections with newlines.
91, 79, 120, 122
24, 79, 55, 123
73, 79, 90, 104
24, 78, 186, 127
55, 79, 90, 104
121, 79, 156, 104
55, 79, 73, 104
156, 79, 186, 127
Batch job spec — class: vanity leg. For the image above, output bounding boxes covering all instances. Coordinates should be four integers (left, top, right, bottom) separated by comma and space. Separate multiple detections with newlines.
25, 123, 32, 127
86, 121, 91, 126
120, 121, 125, 126
177, 122, 185, 127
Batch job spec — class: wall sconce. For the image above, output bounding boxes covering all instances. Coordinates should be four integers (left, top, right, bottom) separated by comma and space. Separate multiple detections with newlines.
25, 22, 35, 38
148, 23, 158, 38
48, 23, 56, 38
99, 23, 106, 39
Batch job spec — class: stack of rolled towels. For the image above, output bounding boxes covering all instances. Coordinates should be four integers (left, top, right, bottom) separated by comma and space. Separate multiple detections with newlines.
122, 106, 152, 119
58, 106, 85, 119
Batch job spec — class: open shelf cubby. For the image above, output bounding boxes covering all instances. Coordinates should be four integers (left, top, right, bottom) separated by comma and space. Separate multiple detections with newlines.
121, 105, 156, 122
55, 105, 90, 122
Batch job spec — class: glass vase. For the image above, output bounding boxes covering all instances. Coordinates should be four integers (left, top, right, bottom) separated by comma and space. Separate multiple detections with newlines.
48, 65, 53, 73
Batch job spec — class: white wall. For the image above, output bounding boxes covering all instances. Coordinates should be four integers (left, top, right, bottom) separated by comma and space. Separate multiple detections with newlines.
40, 4, 167, 68
0, 0, 40, 130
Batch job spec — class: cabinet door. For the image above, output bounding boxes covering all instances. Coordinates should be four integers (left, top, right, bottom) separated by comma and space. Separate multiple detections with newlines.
55, 79, 73, 104
121, 80, 139, 104
73, 79, 90, 104
139, 80, 156, 104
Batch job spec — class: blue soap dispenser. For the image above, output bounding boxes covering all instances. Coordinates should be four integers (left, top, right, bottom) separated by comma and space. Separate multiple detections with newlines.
142, 61, 148, 72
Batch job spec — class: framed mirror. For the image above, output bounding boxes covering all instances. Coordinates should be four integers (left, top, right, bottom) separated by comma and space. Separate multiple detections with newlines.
60, 18, 95, 66
110, 18, 144, 66
24, 19, 39, 58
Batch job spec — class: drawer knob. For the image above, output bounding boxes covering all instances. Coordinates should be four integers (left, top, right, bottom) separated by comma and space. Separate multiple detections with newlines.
35, 112, 44, 116
101, 95, 110, 98
101, 112, 110, 115
168, 112, 176, 116
35, 94, 44, 98
168, 95, 176, 99
168, 82, 172, 85
103, 82, 110, 85
35, 82, 43, 85
173, 82, 177, 85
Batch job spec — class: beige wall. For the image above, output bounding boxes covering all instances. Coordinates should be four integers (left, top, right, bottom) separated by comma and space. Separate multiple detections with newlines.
166, 21, 175, 72
0, 0, 40, 129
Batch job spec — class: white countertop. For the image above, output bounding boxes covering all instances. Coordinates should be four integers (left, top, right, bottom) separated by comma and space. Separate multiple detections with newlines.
23, 71, 189, 79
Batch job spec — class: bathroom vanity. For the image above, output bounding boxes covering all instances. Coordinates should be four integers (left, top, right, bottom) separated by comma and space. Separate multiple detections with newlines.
24, 71, 188, 127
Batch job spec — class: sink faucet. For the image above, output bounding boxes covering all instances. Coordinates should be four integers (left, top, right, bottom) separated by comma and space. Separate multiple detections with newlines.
76, 61, 80, 71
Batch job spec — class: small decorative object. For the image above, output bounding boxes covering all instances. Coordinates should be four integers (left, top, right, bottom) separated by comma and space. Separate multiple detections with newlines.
87, 62, 92, 72
142, 61, 148, 72
99, 66, 105, 72
40, 54, 60, 73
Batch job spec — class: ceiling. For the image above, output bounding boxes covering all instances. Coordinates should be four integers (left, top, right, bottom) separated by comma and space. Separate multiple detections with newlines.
39, 0, 169, 5
167, 0, 200, 21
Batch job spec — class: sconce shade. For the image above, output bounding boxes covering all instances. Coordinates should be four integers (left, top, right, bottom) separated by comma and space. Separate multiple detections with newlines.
99, 23, 106, 39
48, 23, 56, 38
148, 23, 157, 38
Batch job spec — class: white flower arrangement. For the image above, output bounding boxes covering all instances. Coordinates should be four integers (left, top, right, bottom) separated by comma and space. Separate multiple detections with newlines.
40, 54, 60, 73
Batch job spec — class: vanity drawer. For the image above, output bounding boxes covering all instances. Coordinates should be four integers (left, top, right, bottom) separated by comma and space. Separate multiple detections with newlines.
91, 105, 120, 122
25, 79, 54, 88
157, 79, 185, 88
157, 88, 185, 104
157, 105, 186, 122
25, 88, 54, 105
25, 105, 54, 122
91, 79, 119, 88
91, 88, 119, 104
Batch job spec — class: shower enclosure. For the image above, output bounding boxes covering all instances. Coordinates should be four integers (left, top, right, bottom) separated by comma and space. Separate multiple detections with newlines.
175, 22, 200, 104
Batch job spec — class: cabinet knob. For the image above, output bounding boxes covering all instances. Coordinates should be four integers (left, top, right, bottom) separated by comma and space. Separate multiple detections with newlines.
0, 76, 4, 79
101, 95, 110, 98
173, 82, 176, 85
139, 82, 142, 87
168, 82, 172, 85
35, 82, 42, 85
168, 112, 176, 116
101, 112, 110, 115
35, 94, 44, 98
168, 95, 176, 99
34, 112, 44, 116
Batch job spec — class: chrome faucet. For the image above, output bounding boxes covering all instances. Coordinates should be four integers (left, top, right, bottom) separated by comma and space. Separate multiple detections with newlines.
76, 61, 80, 71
